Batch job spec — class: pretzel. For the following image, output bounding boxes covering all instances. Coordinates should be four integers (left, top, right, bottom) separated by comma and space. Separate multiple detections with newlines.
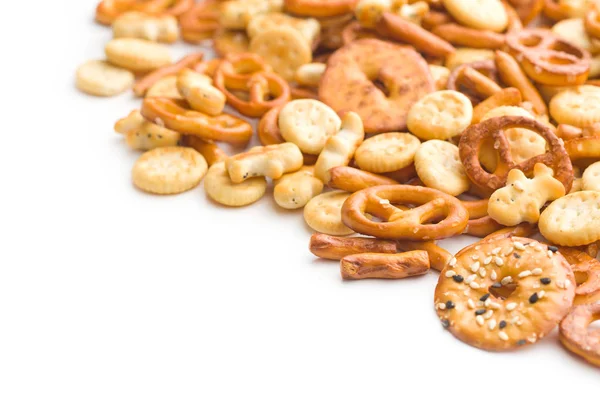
179, 0, 220, 43
432, 24, 505, 50
140, 97, 253, 145
133, 0, 193, 17
565, 135, 600, 160
495, 50, 547, 117
341, 251, 430, 280
193, 58, 221, 78
214, 54, 290, 117
585, 5, 600, 39
341, 21, 380, 46
319, 39, 434, 134
502, 0, 525, 31
341, 185, 469, 240
181, 136, 227, 167
559, 304, 600, 367
395, 240, 453, 272
375, 12, 455, 58
133, 52, 204, 97
471, 88, 523, 124
327, 166, 398, 192
384, 163, 418, 183
459, 116, 573, 195
447, 60, 501, 105
505, 29, 591, 86
542, 0, 569, 20
506, 0, 544, 24
556, 247, 600, 305
421, 9, 454, 30
482, 222, 537, 242
284, 0, 358, 17
95, 0, 136, 25
213, 29, 250, 57
309, 233, 397, 260
464, 216, 505, 238
435, 237, 575, 351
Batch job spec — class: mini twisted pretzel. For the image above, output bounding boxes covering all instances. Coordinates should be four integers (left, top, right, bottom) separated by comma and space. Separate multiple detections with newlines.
95, 0, 136, 25
559, 304, 600, 367
585, 6, 600, 39
421, 10, 454, 30
471, 87, 522, 124
133, 52, 204, 97
341, 21, 381, 46
141, 97, 253, 145
133, 0, 193, 16
181, 135, 227, 166
556, 247, 600, 305
179, 0, 220, 43
505, 29, 591, 86
284, 0, 359, 18
214, 54, 290, 117
459, 116, 573, 195
447, 60, 501, 105
341, 185, 469, 240
193, 58, 221, 78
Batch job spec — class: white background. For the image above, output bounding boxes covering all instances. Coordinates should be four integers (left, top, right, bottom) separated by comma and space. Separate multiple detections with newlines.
1, 1, 598, 398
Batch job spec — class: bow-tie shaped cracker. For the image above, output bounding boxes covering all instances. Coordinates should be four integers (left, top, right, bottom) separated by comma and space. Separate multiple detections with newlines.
488, 163, 566, 226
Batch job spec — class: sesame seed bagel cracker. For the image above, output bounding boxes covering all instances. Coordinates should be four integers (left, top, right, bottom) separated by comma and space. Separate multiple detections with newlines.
435, 237, 575, 351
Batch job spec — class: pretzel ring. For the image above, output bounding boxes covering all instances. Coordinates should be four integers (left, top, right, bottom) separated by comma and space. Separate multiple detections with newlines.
141, 97, 253, 145
585, 6, 600, 40
319, 39, 434, 134
432, 23, 505, 50
459, 116, 573, 195
133, 52, 204, 97
505, 29, 591, 86
284, 0, 358, 18
556, 247, 600, 305
559, 304, 600, 367
341, 185, 469, 241
435, 237, 575, 351
214, 54, 290, 118
447, 60, 501, 105
179, 0, 220, 43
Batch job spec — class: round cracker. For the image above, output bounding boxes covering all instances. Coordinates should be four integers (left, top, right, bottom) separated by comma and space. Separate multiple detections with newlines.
76, 60, 134, 97
443, 0, 508, 33
105, 38, 172, 72
354, 132, 421, 173
204, 162, 267, 207
414, 140, 470, 196
304, 191, 354, 236
407, 90, 473, 140
550, 85, 600, 128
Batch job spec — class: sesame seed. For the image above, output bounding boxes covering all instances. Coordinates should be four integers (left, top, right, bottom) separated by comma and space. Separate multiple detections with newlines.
445, 270, 456, 278
517, 339, 527, 346
499, 332, 509, 341
518, 271, 531, 278
494, 257, 504, 266
489, 302, 501, 310
467, 299, 475, 309
514, 242, 526, 250
490, 270, 497, 280
529, 293, 539, 304
441, 319, 450, 328
532, 268, 543, 276
511, 316, 520, 324
506, 302, 517, 311
476, 316, 485, 326
484, 298, 491, 307
480, 293, 490, 302
446, 301, 455, 309
513, 253, 521, 259
470, 282, 480, 289
565, 279, 571, 288
538, 290, 545, 299
479, 268, 487, 278
484, 310, 494, 319
465, 274, 476, 284
484, 256, 493, 265
547, 250, 553, 258
470, 262, 481, 273
548, 245, 558, 252
475, 309, 486, 315
452, 275, 464, 283
472, 255, 479, 260
540, 277, 551, 285
488, 319, 497, 330
448, 257, 457, 267
528, 336, 537, 343
499, 320, 507, 329
438, 302, 446, 310
492, 247, 501, 255
501, 276, 513, 285
491, 282, 502, 288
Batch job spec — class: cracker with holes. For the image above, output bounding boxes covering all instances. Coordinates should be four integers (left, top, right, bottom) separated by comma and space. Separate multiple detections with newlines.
407, 90, 473, 140
582, 161, 600, 191
304, 191, 354, 236
354, 132, 420, 174
488, 163, 566, 226
435, 237, 575, 351
414, 140, 470, 196
540, 191, 600, 246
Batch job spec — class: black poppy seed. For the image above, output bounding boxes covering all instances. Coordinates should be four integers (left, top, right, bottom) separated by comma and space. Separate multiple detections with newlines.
491, 282, 502, 288
452, 275, 464, 283
480, 293, 490, 302
540, 277, 551, 285
475, 309, 486, 316
441, 319, 450, 329
445, 301, 455, 309
517, 339, 527, 346
529, 292, 539, 304
548, 245, 559, 253
499, 320, 507, 329
513, 253, 521, 259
